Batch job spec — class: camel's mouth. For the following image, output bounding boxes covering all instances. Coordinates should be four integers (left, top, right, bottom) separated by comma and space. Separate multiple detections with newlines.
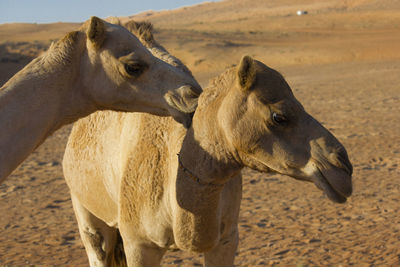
164, 85, 199, 128
244, 154, 352, 203
312, 166, 352, 203
169, 109, 194, 129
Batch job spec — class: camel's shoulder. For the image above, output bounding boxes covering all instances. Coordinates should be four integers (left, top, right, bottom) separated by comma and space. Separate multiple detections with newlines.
68, 111, 120, 145
121, 113, 183, 162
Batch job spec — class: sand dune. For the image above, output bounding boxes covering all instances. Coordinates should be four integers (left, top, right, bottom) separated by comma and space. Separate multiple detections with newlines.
0, 0, 399, 265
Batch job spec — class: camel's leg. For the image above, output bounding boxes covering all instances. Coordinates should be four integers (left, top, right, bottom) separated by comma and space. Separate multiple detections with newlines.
203, 227, 239, 267
71, 194, 117, 267
122, 240, 165, 267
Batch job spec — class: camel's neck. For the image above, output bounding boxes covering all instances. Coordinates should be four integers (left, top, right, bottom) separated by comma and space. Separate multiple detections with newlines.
172, 96, 242, 251
148, 43, 193, 77
0, 45, 93, 183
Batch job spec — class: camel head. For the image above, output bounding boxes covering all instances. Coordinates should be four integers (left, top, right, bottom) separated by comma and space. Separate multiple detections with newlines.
80, 17, 201, 127
218, 56, 353, 203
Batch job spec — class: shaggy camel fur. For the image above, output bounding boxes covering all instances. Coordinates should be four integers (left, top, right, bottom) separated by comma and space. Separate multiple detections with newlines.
63, 55, 353, 266
0, 17, 200, 184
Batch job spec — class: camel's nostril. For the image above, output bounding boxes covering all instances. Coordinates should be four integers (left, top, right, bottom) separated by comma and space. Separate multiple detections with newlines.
188, 85, 202, 98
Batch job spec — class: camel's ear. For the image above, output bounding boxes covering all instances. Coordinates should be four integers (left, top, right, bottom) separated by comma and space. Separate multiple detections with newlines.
237, 55, 257, 91
87, 16, 105, 49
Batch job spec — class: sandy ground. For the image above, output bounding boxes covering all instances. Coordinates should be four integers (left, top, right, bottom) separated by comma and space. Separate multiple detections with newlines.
0, 0, 399, 266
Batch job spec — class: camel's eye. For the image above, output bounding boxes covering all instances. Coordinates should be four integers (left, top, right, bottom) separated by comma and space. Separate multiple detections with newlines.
124, 62, 146, 77
272, 112, 288, 125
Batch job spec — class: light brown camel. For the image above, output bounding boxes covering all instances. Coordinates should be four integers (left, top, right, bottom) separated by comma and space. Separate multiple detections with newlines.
63, 55, 353, 266
0, 17, 201, 184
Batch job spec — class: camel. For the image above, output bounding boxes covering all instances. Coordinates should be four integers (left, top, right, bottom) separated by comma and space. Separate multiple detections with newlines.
0, 16, 201, 184
63, 54, 353, 266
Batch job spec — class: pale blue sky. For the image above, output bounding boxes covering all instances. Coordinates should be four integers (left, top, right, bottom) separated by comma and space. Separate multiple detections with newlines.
0, 0, 213, 24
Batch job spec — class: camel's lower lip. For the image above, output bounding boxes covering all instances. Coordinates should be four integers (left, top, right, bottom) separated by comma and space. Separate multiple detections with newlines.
314, 168, 348, 203
251, 157, 351, 203
168, 109, 193, 129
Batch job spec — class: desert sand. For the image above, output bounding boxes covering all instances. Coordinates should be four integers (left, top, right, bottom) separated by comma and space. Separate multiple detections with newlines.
0, 0, 399, 266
